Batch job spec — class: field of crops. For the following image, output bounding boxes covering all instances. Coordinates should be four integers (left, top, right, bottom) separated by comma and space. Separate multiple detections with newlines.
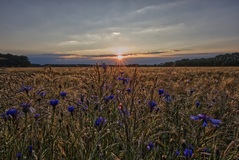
0, 66, 238, 159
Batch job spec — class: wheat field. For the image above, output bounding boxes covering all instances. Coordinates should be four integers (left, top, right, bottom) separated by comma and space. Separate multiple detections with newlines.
0, 66, 238, 159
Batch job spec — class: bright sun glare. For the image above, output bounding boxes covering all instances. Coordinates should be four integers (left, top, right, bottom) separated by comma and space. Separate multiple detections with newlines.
117, 55, 123, 60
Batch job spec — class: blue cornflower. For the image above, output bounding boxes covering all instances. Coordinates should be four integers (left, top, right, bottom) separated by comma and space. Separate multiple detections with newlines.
148, 100, 157, 112
124, 78, 130, 84
108, 95, 114, 99
50, 99, 59, 108
117, 77, 130, 84
1, 113, 7, 120
202, 147, 211, 155
67, 106, 75, 113
36, 90, 46, 97
34, 113, 40, 119
138, 99, 141, 104
146, 142, 155, 150
16, 152, 22, 159
119, 109, 130, 117
175, 150, 180, 156
20, 102, 30, 108
155, 107, 160, 113
104, 96, 110, 103
120, 71, 124, 75
82, 106, 88, 111
209, 118, 222, 127
184, 148, 193, 158
196, 102, 200, 107
91, 95, 98, 100
117, 77, 123, 80
60, 91, 67, 98
21, 85, 32, 92
190, 114, 222, 127
95, 117, 106, 127
77, 100, 82, 106
189, 88, 195, 95
39, 91, 46, 97
202, 121, 208, 127
6, 108, 17, 117
203, 148, 210, 153
17, 85, 32, 94
126, 88, 132, 93
22, 85, 32, 90
101, 63, 107, 70
21, 102, 31, 113
163, 94, 172, 103
104, 95, 114, 103
158, 89, 164, 95
28, 145, 33, 153
148, 100, 157, 108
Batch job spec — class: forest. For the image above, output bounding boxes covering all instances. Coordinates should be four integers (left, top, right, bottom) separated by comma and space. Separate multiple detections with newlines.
1, 52, 239, 67
0, 53, 31, 67
162, 52, 239, 66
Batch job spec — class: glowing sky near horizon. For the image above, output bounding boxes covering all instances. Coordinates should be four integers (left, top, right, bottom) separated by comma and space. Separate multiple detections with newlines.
0, 0, 239, 64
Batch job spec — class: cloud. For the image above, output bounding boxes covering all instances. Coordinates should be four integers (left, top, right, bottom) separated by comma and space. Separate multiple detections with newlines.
132, 23, 185, 34
61, 47, 113, 55
63, 31, 122, 49
30, 54, 221, 65
126, 49, 183, 57
27, 48, 184, 61
111, 32, 121, 36
1, 0, 239, 58
60, 48, 184, 58
130, 1, 188, 16
134, 5, 158, 14
57, 40, 95, 46
58, 55, 86, 59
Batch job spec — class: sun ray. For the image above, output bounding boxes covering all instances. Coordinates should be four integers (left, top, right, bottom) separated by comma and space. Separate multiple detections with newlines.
117, 55, 123, 60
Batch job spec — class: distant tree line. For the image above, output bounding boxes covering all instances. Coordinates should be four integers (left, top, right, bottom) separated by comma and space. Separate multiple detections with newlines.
1, 52, 239, 67
161, 52, 239, 66
0, 53, 31, 67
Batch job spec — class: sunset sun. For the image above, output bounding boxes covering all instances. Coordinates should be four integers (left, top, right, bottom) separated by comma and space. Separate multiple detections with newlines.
117, 55, 123, 60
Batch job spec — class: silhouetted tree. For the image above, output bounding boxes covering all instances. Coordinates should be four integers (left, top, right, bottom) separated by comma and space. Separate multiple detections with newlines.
0, 53, 31, 67
162, 52, 239, 66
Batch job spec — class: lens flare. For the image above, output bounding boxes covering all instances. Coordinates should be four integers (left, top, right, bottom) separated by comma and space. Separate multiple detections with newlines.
117, 55, 123, 60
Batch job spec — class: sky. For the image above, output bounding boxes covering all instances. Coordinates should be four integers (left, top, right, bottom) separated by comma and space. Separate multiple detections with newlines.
0, 0, 239, 64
